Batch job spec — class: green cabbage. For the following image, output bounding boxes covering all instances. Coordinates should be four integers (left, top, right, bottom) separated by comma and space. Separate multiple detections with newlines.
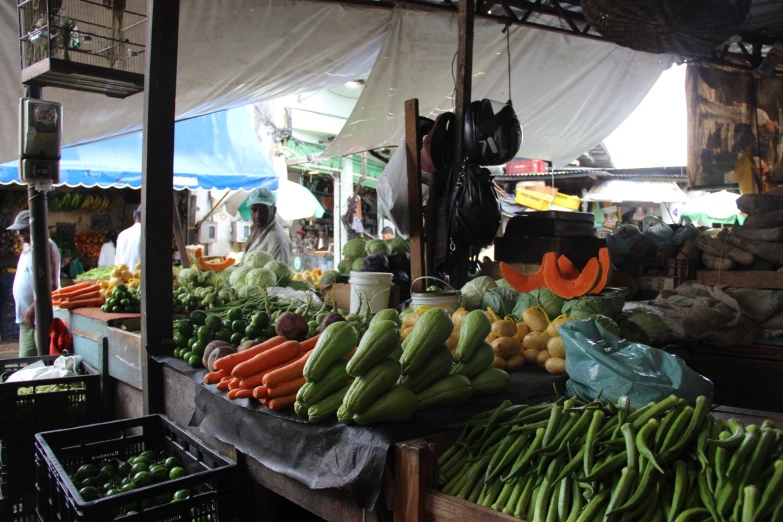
320, 270, 340, 286
288, 280, 317, 292
246, 267, 277, 288
351, 257, 365, 271
586, 315, 621, 337
243, 251, 273, 269
600, 288, 627, 318
512, 289, 565, 321
481, 287, 519, 317
496, 278, 513, 289
217, 266, 236, 284
337, 260, 353, 275
388, 235, 410, 254
617, 312, 651, 344
178, 268, 198, 284
237, 285, 263, 298
366, 239, 392, 256
460, 276, 497, 310
625, 309, 672, 345
264, 260, 292, 286
562, 295, 615, 319
229, 266, 254, 287
344, 238, 366, 259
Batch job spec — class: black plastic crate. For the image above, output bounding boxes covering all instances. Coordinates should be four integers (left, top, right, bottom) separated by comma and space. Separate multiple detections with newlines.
0, 355, 101, 439
0, 492, 37, 522
35, 415, 240, 522
0, 437, 36, 497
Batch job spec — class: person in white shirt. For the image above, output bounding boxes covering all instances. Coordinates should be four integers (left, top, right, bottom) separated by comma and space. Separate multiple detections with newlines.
98, 231, 117, 267
7, 210, 61, 357
115, 205, 142, 269
242, 188, 292, 266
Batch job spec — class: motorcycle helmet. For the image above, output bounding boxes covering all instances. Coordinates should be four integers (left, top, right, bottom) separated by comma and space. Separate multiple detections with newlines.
463, 99, 523, 166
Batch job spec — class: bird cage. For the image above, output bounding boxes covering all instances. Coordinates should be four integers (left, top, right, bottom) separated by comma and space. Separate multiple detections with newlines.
581, 0, 752, 57
17, 0, 146, 98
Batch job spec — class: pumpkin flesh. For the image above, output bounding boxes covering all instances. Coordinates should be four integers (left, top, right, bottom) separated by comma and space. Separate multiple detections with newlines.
500, 262, 546, 293
542, 252, 602, 299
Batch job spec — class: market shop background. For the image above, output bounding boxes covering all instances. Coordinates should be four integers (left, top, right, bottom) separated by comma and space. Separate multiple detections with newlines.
687, 64, 783, 188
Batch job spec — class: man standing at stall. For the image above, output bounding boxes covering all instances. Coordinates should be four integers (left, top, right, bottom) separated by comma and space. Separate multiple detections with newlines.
382, 226, 395, 240
8, 210, 61, 356
243, 188, 292, 265
115, 205, 141, 269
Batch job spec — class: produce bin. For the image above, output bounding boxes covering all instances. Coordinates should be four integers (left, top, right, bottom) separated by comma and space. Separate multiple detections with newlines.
0, 436, 36, 497
35, 415, 240, 522
0, 492, 36, 522
0, 355, 101, 440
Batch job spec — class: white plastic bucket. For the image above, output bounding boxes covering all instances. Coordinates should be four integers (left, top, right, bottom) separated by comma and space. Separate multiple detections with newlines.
410, 277, 461, 314
349, 271, 393, 314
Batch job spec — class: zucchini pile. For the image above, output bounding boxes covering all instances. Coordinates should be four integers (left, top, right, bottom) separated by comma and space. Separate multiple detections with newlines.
439, 395, 783, 521
298, 308, 511, 425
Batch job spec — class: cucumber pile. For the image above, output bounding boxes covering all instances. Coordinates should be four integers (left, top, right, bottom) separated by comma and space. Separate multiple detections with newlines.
68, 449, 190, 517
439, 395, 783, 521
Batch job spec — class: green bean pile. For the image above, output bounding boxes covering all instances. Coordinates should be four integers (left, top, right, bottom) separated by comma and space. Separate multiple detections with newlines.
438, 395, 783, 522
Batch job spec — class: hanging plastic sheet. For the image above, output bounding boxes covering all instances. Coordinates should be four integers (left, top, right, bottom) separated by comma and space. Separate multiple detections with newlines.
0, 0, 391, 162
323, 8, 673, 166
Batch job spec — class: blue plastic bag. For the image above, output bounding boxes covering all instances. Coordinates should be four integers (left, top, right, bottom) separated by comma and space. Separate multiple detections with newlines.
560, 319, 713, 408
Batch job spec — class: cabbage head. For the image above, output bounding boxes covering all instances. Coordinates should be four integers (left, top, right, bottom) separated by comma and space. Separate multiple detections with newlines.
512, 288, 565, 321
351, 257, 365, 271
460, 276, 497, 310
496, 278, 512, 289
265, 260, 292, 286
320, 270, 340, 286
481, 287, 519, 317
288, 280, 316, 292
625, 309, 672, 345
562, 295, 615, 319
243, 251, 272, 269
344, 238, 366, 259
217, 266, 236, 284
337, 260, 353, 275
246, 267, 277, 288
388, 235, 410, 254
229, 266, 254, 287
237, 285, 263, 299
586, 315, 621, 337
600, 288, 626, 317
178, 268, 199, 284
617, 312, 650, 345
366, 239, 392, 256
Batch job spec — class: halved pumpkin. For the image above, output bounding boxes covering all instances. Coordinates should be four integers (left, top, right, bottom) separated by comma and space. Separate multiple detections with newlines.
500, 262, 546, 293
589, 247, 611, 295
557, 255, 580, 280
542, 252, 602, 299
195, 247, 235, 272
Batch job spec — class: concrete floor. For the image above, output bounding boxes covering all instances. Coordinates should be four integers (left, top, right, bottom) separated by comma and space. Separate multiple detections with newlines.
0, 339, 17, 359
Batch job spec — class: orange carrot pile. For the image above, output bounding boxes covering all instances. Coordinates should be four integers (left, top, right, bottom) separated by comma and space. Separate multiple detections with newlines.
52, 283, 105, 309
214, 334, 327, 409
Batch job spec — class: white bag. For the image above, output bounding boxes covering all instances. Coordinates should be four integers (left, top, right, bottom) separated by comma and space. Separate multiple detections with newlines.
376, 135, 428, 238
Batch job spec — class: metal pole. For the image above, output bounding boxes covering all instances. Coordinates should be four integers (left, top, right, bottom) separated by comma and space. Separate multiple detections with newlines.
140, 0, 180, 415
24, 85, 53, 356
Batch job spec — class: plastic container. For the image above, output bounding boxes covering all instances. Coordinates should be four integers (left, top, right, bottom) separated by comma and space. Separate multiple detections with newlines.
0, 355, 101, 439
515, 187, 554, 211
1, 437, 36, 497
349, 272, 393, 314
35, 415, 240, 522
0, 492, 36, 522
553, 192, 581, 211
410, 277, 461, 315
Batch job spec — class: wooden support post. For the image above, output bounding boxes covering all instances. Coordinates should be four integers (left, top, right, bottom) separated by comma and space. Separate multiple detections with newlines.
405, 99, 425, 289
448, 0, 475, 288
173, 193, 191, 268
140, 0, 180, 416
394, 440, 436, 522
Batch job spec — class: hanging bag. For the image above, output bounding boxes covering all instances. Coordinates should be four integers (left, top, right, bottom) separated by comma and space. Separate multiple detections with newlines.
447, 161, 501, 252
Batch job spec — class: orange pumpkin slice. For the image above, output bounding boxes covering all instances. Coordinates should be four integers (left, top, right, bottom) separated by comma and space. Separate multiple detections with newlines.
500, 262, 546, 293
542, 252, 602, 299
557, 255, 581, 280
589, 248, 611, 295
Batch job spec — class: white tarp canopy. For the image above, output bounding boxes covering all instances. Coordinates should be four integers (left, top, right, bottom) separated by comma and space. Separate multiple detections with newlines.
1, 1, 672, 167
0, 0, 390, 162
323, 8, 673, 166
583, 180, 690, 203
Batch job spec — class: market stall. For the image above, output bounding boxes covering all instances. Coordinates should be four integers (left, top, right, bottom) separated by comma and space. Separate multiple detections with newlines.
5, 0, 783, 521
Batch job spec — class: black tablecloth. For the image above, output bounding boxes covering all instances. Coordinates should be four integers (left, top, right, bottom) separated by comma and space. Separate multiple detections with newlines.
157, 355, 566, 511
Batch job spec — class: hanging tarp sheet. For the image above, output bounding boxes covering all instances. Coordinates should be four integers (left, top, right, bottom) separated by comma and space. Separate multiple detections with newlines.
0, 108, 278, 190
0, 0, 391, 162
583, 180, 690, 203
323, 8, 673, 166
